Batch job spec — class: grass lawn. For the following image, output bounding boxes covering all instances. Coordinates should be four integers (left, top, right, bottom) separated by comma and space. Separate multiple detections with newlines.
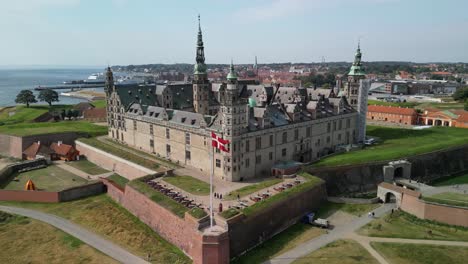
106, 174, 129, 189
316, 201, 380, 218
232, 223, 325, 264
242, 173, 323, 217
0, 105, 72, 126
128, 179, 189, 218
224, 178, 283, 200
2, 165, 89, 191
292, 239, 378, 264
368, 99, 419, 108
91, 100, 106, 108
79, 138, 161, 171
0, 195, 191, 263
416, 101, 465, 110
431, 172, 468, 186
314, 126, 468, 167
358, 210, 468, 241
0, 121, 107, 137
163, 175, 210, 195
371, 242, 468, 264
423, 192, 468, 207
0, 211, 116, 264
67, 159, 109, 175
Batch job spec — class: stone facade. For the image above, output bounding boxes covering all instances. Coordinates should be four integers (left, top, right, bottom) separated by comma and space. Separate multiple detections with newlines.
103, 21, 364, 182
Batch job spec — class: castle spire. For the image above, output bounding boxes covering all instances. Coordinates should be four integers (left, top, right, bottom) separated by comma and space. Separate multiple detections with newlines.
194, 14, 207, 75
227, 59, 238, 82
348, 41, 365, 76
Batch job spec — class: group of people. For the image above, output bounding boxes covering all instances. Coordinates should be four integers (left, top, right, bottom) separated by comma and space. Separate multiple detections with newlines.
214, 192, 223, 199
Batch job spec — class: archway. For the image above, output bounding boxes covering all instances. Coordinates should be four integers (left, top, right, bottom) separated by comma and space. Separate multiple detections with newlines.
435, 120, 442, 126
394, 167, 403, 178
385, 192, 397, 203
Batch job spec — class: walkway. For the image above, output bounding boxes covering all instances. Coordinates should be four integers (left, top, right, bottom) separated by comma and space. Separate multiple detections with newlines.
55, 161, 114, 180
0, 206, 149, 264
265, 203, 396, 264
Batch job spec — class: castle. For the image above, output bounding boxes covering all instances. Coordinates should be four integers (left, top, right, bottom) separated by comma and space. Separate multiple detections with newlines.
105, 17, 369, 182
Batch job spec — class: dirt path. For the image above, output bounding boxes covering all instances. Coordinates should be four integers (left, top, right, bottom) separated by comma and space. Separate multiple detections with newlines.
0, 206, 149, 264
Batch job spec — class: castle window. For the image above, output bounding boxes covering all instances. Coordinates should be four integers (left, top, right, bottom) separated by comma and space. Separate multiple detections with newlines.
256, 155, 262, 164
327, 136, 330, 143
216, 159, 221, 168
185, 133, 190, 145
150, 125, 153, 135
281, 148, 287, 157
245, 140, 250, 152
150, 139, 154, 147
339, 120, 342, 130
256, 137, 262, 149
245, 158, 250, 168
133, 120, 137, 130
294, 129, 299, 140
186, 150, 191, 160
269, 135, 274, 146
306, 127, 311, 137
347, 118, 351, 128
269, 152, 273, 160
166, 128, 170, 139
333, 121, 336, 131
327, 123, 331, 133
282, 132, 287, 144
166, 144, 171, 154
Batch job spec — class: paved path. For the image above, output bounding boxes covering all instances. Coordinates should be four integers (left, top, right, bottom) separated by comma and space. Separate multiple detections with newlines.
265, 203, 395, 264
352, 233, 468, 247
0, 206, 149, 264
56, 161, 114, 180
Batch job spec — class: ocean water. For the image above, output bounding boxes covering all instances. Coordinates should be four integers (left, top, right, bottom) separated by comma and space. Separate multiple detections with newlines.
0, 68, 106, 107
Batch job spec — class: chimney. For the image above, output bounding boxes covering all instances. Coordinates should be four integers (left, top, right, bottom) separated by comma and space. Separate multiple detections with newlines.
58, 141, 62, 146
37, 141, 40, 145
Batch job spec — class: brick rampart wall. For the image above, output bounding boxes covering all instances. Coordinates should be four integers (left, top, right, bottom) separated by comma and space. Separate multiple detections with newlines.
0, 190, 59, 202
76, 140, 156, 180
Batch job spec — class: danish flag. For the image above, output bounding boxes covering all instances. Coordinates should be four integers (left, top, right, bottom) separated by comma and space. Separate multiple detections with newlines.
211, 132, 230, 152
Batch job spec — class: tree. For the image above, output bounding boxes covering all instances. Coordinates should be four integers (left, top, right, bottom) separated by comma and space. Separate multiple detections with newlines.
453, 87, 468, 101
15, 90, 37, 108
38, 89, 59, 106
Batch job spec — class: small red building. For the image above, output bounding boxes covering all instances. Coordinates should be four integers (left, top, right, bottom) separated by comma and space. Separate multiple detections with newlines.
367, 105, 418, 125
50, 142, 80, 161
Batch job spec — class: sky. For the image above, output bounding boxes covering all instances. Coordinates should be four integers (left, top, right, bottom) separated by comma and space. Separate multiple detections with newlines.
0, 0, 467, 67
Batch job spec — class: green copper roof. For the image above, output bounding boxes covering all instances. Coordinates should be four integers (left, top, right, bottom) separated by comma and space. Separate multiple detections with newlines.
227, 60, 238, 81
194, 15, 207, 75
348, 43, 366, 76
248, 98, 257, 108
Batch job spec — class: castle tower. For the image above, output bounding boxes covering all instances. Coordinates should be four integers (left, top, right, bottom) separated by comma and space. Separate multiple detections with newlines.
219, 60, 247, 181
105, 66, 114, 96
346, 42, 366, 109
253, 56, 258, 77
192, 15, 210, 115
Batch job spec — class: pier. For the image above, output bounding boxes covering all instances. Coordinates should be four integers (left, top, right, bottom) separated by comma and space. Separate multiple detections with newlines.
34, 84, 105, 91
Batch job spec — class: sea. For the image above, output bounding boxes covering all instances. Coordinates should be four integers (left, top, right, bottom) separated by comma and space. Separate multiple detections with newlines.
0, 68, 106, 107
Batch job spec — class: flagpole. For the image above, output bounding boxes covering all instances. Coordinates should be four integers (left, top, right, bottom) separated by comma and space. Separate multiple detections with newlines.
209, 142, 214, 228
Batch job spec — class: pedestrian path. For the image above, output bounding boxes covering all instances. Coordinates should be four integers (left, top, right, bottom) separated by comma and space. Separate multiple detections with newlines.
55, 161, 114, 180
0, 206, 149, 264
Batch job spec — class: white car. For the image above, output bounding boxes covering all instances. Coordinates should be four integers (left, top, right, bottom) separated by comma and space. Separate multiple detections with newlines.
364, 138, 376, 145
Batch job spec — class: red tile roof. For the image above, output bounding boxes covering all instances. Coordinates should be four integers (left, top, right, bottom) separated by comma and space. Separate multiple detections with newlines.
431, 71, 452, 75
368, 105, 417, 116
83, 108, 106, 119
23, 142, 52, 157
50, 142, 75, 156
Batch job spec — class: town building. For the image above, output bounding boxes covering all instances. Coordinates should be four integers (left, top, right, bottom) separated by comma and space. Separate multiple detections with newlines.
367, 105, 418, 125
105, 17, 368, 182
420, 109, 468, 128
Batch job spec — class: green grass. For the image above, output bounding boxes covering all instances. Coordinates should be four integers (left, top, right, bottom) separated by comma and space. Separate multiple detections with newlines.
79, 137, 161, 170
368, 99, 419, 108
106, 174, 129, 189
0, 105, 72, 126
292, 239, 378, 264
224, 178, 283, 200
163, 175, 210, 195
92, 100, 106, 109
314, 126, 468, 167
220, 208, 240, 219
242, 172, 323, 217
0, 211, 116, 264
128, 179, 189, 218
358, 210, 468, 241
0, 195, 191, 263
0, 121, 107, 136
316, 201, 380, 218
188, 207, 207, 219
416, 101, 465, 110
431, 172, 468, 186
232, 223, 326, 264
422, 192, 468, 207
2, 165, 89, 191
67, 159, 109, 175
371, 242, 468, 264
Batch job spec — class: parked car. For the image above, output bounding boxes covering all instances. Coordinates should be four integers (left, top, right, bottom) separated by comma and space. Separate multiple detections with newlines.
364, 138, 376, 145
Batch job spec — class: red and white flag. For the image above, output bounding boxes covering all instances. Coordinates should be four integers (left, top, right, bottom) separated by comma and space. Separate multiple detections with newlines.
211, 132, 230, 152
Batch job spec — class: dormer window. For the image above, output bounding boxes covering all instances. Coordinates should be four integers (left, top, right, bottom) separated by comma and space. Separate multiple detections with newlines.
191, 119, 196, 125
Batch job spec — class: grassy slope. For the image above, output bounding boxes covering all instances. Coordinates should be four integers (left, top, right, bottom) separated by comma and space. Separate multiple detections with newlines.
106, 174, 129, 189
242, 173, 323, 217
0, 121, 107, 136
314, 126, 468, 167
232, 223, 325, 264
224, 178, 283, 200
67, 159, 109, 175
432, 172, 468, 186
371, 242, 468, 264
0, 195, 190, 263
0, 105, 72, 125
163, 175, 210, 196
358, 210, 468, 241
2, 165, 88, 191
78, 138, 161, 170
92, 100, 106, 109
367, 99, 464, 110
293, 239, 379, 264
0, 212, 116, 264
423, 192, 468, 207
368, 99, 419, 108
